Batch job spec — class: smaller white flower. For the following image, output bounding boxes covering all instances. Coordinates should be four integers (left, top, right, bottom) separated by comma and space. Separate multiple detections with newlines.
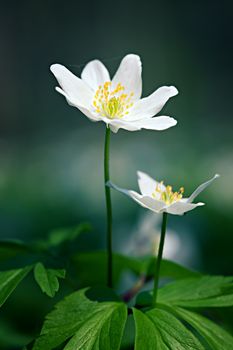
107, 172, 220, 216
50, 54, 178, 133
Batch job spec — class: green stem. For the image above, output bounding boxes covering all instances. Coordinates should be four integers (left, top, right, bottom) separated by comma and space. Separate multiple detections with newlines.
153, 212, 168, 306
104, 126, 113, 288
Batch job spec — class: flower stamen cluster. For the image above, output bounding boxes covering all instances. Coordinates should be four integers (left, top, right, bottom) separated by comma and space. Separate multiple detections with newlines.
152, 182, 185, 204
50, 54, 179, 132
93, 81, 134, 119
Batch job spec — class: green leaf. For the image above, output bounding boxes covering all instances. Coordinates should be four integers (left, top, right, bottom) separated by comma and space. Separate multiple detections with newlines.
186, 293, 233, 307
33, 288, 127, 350
33, 288, 101, 349
63, 302, 127, 350
0, 240, 30, 262
171, 306, 233, 349
34, 262, 65, 298
72, 252, 200, 287
158, 276, 233, 307
133, 307, 204, 349
0, 266, 32, 307
133, 308, 167, 349
120, 315, 135, 349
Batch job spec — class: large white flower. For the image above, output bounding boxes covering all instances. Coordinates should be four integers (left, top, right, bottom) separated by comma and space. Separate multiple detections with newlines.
50, 54, 178, 133
108, 172, 220, 215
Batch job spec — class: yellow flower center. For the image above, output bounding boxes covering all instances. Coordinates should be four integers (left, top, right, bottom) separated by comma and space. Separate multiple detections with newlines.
152, 182, 185, 205
93, 81, 134, 119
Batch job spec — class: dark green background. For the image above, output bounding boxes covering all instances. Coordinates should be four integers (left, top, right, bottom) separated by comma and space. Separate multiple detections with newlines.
0, 0, 232, 348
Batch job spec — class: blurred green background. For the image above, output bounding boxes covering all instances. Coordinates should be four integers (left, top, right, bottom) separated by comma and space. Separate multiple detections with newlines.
0, 0, 232, 348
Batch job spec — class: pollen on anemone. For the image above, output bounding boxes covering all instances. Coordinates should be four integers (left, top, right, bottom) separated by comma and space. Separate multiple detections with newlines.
107, 171, 220, 215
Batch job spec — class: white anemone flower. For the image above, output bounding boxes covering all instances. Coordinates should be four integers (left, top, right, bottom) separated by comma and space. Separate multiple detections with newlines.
108, 172, 220, 215
50, 54, 178, 133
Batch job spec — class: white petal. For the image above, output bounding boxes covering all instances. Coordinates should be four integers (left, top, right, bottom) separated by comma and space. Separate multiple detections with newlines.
139, 196, 167, 213
112, 54, 142, 100
106, 116, 177, 133
127, 86, 178, 120
81, 60, 110, 91
133, 116, 177, 130
165, 201, 205, 215
187, 174, 220, 203
55, 87, 101, 122
137, 171, 165, 196
50, 64, 93, 109
106, 118, 141, 133
107, 181, 165, 213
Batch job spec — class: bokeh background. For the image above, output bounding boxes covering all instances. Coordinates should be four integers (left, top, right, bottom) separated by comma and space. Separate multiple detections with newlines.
0, 0, 232, 348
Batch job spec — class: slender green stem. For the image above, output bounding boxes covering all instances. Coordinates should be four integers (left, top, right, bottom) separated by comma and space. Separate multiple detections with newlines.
104, 126, 113, 288
153, 212, 168, 305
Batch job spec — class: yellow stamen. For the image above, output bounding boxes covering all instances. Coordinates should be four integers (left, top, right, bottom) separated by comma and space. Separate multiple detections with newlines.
152, 181, 185, 205
92, 81, 134, 119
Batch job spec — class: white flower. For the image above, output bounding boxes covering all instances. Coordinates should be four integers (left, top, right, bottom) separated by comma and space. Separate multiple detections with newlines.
50, 54, 178, 133
108, 171, 220, 215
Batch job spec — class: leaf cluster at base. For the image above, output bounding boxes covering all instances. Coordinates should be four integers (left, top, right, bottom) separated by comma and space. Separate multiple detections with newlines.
32, 287, 127, 350
1, 234, 233, 349
31, 275, 233, 350
133, 306, 233, 350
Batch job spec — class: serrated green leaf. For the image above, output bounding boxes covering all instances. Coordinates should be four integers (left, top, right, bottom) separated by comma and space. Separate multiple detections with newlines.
133, 308, 204, 349
158, 276, 233, 307
33, 288, 102, 349
182, 293, 233, 307
34, 263, 65, 298
0, 266, 32, 307
33, 288, 127, 350
72, 252, 200, 287
171, 306, 233, 349
64, 302, 127, 350
133, 308, 167, 349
